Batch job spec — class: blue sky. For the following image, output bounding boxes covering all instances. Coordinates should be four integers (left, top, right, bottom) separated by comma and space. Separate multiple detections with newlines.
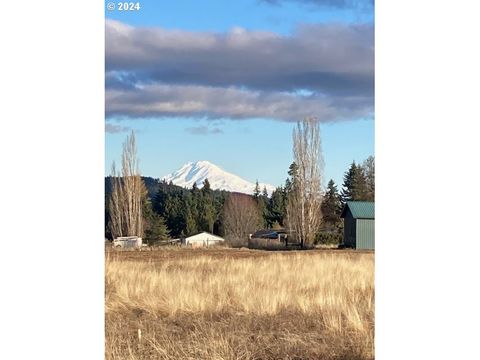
105, 0, 374, 189
105, 0, 373, 33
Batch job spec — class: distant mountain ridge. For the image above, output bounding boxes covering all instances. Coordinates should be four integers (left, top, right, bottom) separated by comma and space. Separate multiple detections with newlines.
162, 160, 276, 195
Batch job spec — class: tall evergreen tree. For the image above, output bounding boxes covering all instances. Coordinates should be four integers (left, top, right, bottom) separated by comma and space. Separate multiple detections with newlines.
183, 192, 198, 236
341, 162, 355, 203
268, 186, 287, 226
145, 213, 170, 245
284, 178, 292, 193
262, 186, 268, 198
153, 180, 169, 214
202, 178, 211, 192
341, 161, 369, 203
285, 162, 298, 194
153, 185, 185, 237
144, 195, 170, 244
287, 162, 298, 180
168, 192, 187, 236
253, 180, 261, 198
259, 185, 270, 227
251, 181, 268, 227
198, 178, 215, 232
321, 179, 342, 228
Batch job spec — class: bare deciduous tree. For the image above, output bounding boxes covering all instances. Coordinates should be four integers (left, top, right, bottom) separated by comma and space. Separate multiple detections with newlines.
286, 117, 324, 248
223, 193, 262, 245
362, 155, 375, 201
108, 131, 145, 238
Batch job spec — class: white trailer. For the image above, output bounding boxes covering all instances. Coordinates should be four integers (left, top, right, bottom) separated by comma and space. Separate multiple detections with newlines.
112, 236, 142, 249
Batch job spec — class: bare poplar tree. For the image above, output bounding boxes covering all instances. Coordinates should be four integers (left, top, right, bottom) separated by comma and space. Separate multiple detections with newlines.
108, 131, 145, 238
108, 162, 123, 239
224, 193, 262, 245
362, 155, 375, 201
286, 117, 324, 248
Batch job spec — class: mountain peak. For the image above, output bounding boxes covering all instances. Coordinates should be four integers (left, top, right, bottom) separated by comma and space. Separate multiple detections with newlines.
162, 161, 276, 195
193, 160, 214, 167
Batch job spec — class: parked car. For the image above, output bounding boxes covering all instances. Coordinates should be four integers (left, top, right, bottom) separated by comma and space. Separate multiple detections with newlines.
112, 236, 142, 249
251, 229, 279, 240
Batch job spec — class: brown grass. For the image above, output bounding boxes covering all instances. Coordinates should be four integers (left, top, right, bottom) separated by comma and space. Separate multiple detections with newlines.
105, 248, 374, 360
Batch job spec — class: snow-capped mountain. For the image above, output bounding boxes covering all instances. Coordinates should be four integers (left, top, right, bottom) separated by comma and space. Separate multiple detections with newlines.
162, 161, 276, 196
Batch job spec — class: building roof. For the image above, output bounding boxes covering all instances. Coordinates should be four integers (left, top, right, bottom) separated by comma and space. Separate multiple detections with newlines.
341, 201, 375, 219
185, 231, 225, 242
252, 229, 278, 239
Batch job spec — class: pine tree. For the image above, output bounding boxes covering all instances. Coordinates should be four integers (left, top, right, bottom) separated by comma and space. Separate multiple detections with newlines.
288, 162, 298, 180
354, 166, 368, 201
321, 179, 342, 229
199, 178, 215, 233
168, 192, 186, 236
198, 200, 215, 233
253, 180, 261, 198
143, 196, 170, 245
341, 161, 369, 203
153, 181, 169, 215
284, 178, 292, 193
257, 186, 272, 227
185, 209, 198, 236
268, 186, 287, 226
285, 162, 298, 194
341, 162, 355, 203
260, 186, 271, 226
154, 186, 188, 237
251, 181, 268, 228
184, 192, 198, 236
262, 186, 268, 198
202, 178, 211, 192
145, 213, 170, 245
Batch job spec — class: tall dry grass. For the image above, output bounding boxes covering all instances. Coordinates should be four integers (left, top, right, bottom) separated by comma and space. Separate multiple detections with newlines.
106, 251, 374, 360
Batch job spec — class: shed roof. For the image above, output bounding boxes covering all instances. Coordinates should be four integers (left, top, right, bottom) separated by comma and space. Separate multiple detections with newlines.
341, 201, 375, 219
185, 231, 225, 242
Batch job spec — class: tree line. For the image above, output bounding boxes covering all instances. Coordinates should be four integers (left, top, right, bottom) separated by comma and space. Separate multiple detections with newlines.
105, 129, 374, 247
321, 155, 375, 231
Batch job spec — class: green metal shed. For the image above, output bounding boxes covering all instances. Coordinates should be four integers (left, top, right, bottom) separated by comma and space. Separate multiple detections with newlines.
340, 201, 375, 250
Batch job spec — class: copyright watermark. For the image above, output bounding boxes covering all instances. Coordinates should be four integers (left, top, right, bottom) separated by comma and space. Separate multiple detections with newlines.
107, 2, 141, 11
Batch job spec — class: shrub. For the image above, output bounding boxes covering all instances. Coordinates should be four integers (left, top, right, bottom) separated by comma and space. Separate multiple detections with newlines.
248, 238, 286, 250
315, 231, 343, 245
225, 237, 248, 248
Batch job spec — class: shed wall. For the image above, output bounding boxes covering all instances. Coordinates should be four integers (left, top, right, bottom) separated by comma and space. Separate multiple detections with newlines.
343, 213, 356, 248
356, 219, 375, 249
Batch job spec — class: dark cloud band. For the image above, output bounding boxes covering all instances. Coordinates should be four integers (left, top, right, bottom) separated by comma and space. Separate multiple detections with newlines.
106, 83, 372, 122
105, 20, 374, 123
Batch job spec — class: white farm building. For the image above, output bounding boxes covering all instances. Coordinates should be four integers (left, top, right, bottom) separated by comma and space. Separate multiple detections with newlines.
184, 232, 225, 248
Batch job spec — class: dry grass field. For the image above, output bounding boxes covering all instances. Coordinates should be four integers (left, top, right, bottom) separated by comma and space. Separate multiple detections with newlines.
105, 248, 374, 360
